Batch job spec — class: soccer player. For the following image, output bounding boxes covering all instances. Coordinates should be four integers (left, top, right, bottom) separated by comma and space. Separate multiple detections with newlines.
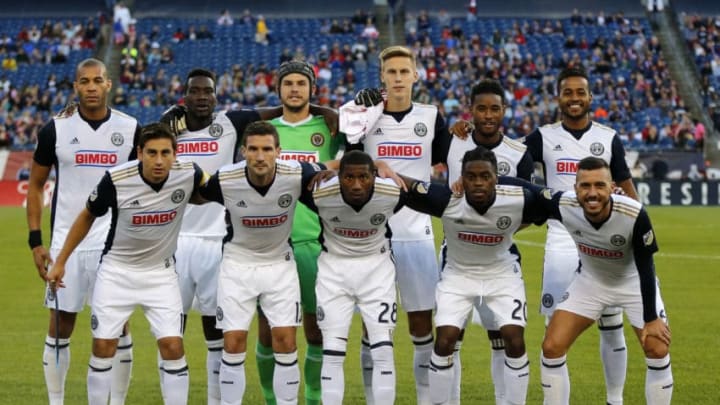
340, 45, 451, 405
445, 78, 534, 404
47, 123, 208, 405
255, 60, 343, 405
524, 66, 639, 405
303, 151, 403, 405
539, 157, 672, 405
399, 145, 545, 405
26, 58, 139, 405
199, 121, 331, 405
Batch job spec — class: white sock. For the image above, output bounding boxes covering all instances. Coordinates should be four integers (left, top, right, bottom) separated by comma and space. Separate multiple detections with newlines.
429, 351, 453, 405
321, 350, 346, 405
157, 351, 166, 402
273, 351, 300, 405
598, 314, 627, 404
490, 338, 506, 404
450, 339, 463, 405
370, 344, 395, 405
162, 357, 189, 405
361, 338, 375, 405
219, 351, 245, 405
504, 353, 529, 405
645, 355, 673, 405
206, 339, 223, 405
43, 335, 70, 405
412, 334, 433, 405
109, 333, 133, 405
541, 354, 569, 405
87, 355, 113, 405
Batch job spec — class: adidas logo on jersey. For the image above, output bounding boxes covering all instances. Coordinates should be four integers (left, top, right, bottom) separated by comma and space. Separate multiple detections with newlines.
330, 216, 341, 222
70, 137, 79, 144
573, 230, 582, 237
130, 200, 140, 207
236, 200, 247, 208
373, 128, 384, 135
553, 144, 563, 151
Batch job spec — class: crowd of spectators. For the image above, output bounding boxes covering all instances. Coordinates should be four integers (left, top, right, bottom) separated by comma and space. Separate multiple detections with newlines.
681, 13, 720, 111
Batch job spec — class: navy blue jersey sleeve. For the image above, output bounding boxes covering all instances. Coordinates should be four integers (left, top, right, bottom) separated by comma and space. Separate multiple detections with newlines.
199, 171, 224, 204
227, 110, 262, 161
516, 150, 535, 181
632, 208, 660, 322
498, 176, 561, 221
86, 172, 115, 217
33, 120, 57, 167
192, 162, 206, 189
521, 187, 550, 225
523, 128, 543, 163
299, 161, 327, 203
609, 135, 632, 182
431, 113, 451, 165
127, 124, 141, 160
403, 182, 451, 217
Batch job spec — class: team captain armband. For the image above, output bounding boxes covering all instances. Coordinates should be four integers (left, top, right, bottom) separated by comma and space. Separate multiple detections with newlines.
28, 230, 42, 249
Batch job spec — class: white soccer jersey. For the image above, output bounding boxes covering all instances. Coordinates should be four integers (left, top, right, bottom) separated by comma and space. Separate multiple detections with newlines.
441, 185, 529, 279
87, 159, 203, 271
537, 121, 616, 238
176, 111, 239, 238
361, 103, 437, 241
39, 109, 136, 251
312, 177, 401, 257
557, 193, 648, 283
213, 160, 305, 263
446, 135, 528, 182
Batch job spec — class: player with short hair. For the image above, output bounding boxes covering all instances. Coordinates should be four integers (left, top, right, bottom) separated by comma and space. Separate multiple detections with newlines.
539, 157, 672, 405
47, 123, 209, 405
340, 45, 451, 405
399, 145, 546, 405
199, 121, 331, 405
303, 150, 404, 405
255, 60, 343, 405
524, 66, 639, 405
446, 78, 534, 404
26, 57, 139, 405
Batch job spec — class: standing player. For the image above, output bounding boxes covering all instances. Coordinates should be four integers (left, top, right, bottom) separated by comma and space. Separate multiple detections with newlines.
445, 79, 533, 404
199, 121, 331, 405
399, 146, 544, 405
304, 151, 403, 405
47, 123, 208, 405
524, 66, 639, 405
340, 45, 451, 405
255, 60, 343, 405
26, 58, 139, 405
539, 157, 672, 405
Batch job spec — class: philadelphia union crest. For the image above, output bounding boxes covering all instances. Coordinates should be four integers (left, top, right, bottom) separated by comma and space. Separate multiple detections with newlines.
208, 123, 223, 138
610, 234, 626, 246
496, 216, 512, 230
310, 133, 325, 146
111, 132, 124, 146
589, 142, 604, 156
497, 161, 511, 175
278, 193, 292, 208
414, 122, 428, 137
370, 213, 386, 225
171, 189, 186, 203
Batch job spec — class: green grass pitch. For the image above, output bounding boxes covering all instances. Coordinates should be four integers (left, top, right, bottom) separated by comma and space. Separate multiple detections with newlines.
1, 206, 718, 404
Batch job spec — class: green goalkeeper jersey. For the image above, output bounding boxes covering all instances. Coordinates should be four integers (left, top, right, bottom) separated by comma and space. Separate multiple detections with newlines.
271, 115, 343, 243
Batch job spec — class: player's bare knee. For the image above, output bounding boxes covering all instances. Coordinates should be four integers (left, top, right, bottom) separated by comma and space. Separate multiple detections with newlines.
407, 310, 433, 336
541, 336, 566, 359
433, 333, 457, 356
158, 337, 185, 360
271, 327, 297, 353
50, 310, 77, 338
501, 326, 526, 357
92, 338, 118, 358
642, 337, 669, 359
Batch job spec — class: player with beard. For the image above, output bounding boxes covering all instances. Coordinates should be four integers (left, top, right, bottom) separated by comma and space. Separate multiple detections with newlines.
524, 67, 639, 405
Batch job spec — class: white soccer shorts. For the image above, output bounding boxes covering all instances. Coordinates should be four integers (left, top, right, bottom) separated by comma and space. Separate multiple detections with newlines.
175, 235, 222, 315
393, 239, 439, 312
45, 248, 102, 313
540, 227, 580, 316
216, 256, 301, 332
435, 269, 527, 330
556, 272, 667, 329
315, 251, 397, 339
91, 262, 183, 340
